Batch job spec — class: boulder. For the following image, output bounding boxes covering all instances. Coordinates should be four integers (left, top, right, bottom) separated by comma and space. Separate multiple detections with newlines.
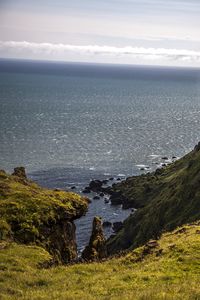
103, 221, 112, 227
89, 180, 103, 192
102, 179, 108, 185
82, 216, 107, 261
99, 192, 105, 197
142, 240, 159, 255
93, 195, 100, 200
82, 187, 91, 194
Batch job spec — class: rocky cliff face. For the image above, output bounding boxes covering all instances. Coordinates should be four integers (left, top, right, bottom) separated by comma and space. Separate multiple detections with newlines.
0, 167, 88, 264
82, 216, 107, 261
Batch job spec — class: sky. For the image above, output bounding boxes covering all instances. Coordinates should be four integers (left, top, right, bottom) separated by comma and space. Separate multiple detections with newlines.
0, 0, 200, 67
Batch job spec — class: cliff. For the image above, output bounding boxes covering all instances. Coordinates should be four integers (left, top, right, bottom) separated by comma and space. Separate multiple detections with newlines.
0, 167, 88, 263
106, 142, 200, 254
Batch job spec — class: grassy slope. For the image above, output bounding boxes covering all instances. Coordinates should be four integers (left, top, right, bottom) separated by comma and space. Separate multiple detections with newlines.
0, 222, 200, 300
0, 170, 88, 255
107, 146, 200, 253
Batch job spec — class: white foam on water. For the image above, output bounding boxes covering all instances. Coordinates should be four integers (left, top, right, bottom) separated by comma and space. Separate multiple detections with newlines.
149, 154, 160, 158
136, 164, 147, 168
89, 167, 95, 170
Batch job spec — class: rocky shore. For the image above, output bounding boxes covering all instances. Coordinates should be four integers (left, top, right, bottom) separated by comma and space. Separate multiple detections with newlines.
1, 142, 200, 265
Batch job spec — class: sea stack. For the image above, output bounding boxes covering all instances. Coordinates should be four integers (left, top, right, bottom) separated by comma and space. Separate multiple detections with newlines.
82, 216, 107, 261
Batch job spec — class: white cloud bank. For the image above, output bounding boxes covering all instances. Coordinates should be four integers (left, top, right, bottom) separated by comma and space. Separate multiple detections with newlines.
0, 41, 200, 65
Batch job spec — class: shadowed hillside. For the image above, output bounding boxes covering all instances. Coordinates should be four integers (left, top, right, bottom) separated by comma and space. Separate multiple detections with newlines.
107, 142, 200, 254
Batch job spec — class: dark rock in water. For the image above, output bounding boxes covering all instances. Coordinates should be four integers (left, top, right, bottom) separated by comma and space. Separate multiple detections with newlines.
12, 167, 27, 179
140, 168, 145, 171
109, 177, 114, 181
194, 142, 200, 152
104, 198, 109, 204
71, 186, 76, 189
89, 180, 103, 192
93, 195, 100, 200
102, 179, 108, 185
103, 221, 112, 227
161, 163, 167, 167
82, 216, 107, 261
99, 192, 104, 197
82, 187, 91, 194
162, 157, 168, 160
172, 156, 177, 159
116, 178, 121, 181
112, 221, 123, 233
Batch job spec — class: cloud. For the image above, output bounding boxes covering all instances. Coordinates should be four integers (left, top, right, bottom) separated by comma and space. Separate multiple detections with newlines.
0, 40, 200, 63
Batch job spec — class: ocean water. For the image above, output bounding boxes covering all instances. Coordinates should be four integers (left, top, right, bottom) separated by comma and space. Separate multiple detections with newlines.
1, 58, 200, 251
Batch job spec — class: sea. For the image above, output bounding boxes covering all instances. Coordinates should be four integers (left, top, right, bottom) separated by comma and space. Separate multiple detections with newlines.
1, 58, 200, 252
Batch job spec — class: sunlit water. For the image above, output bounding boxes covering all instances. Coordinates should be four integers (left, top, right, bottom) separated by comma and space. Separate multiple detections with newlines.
1, 59, 200, 251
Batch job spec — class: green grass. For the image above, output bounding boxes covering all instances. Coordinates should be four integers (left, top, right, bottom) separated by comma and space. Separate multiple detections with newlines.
107, 145, 200, 254
0, 222, 200, 299
0, 170, 88, 262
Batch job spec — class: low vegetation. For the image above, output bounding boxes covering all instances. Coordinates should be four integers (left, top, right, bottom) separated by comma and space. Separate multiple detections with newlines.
1, 142, 200, 299
0, 168, 88, 262
107, 143, 200, 254
0, 222, 200, 299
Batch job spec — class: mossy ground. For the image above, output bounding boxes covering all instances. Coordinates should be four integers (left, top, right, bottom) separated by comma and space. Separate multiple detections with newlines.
0, 170, 88, 262
0, 222, 200, 299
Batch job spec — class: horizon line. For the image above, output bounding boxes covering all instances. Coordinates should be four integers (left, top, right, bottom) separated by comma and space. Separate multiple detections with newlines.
1, 56, 200, 71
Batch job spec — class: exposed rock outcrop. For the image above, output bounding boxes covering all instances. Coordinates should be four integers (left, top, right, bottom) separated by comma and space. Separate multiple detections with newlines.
89, 180, 103, 192
103, 221, 112, 227
82, 216, 107, 261
12, 166, 27, 179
